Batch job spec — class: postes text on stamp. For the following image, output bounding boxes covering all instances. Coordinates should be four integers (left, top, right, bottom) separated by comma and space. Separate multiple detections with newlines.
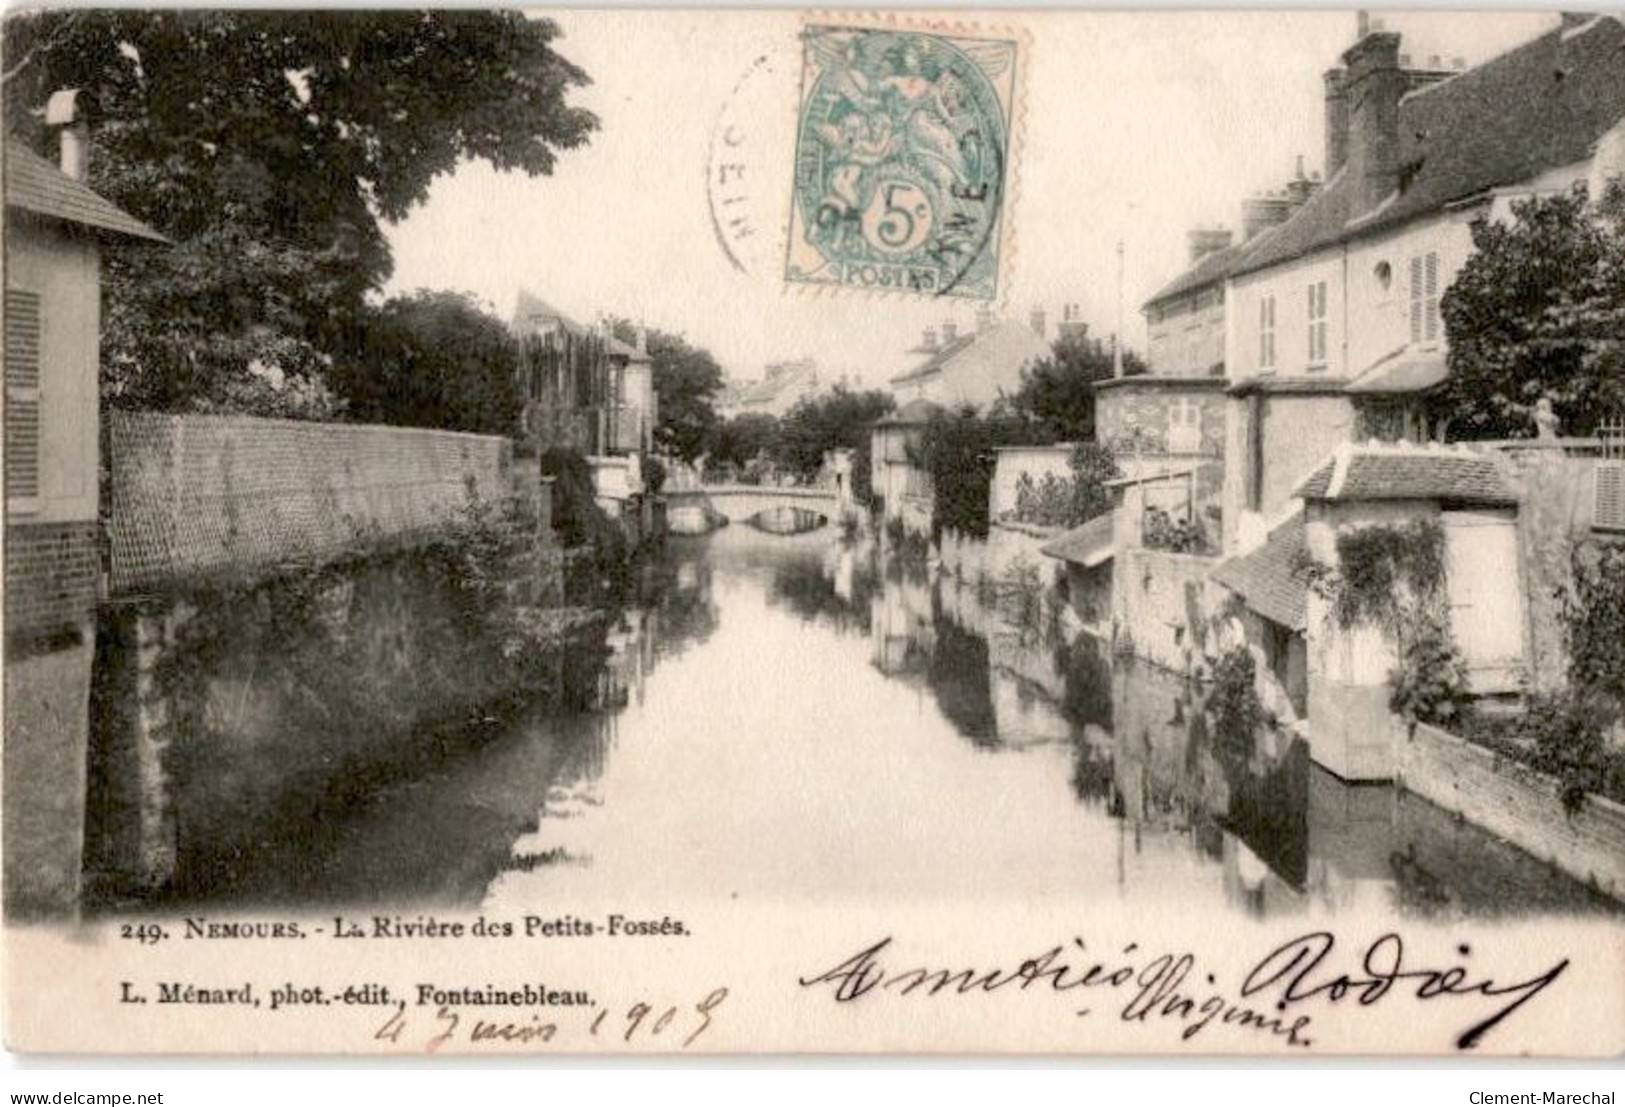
784, 24, 1019, 300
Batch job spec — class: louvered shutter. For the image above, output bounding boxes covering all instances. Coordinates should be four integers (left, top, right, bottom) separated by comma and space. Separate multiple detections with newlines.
1424, 252, 1440, 341
4, 290, 42, 506
1597, 461, 1625, 532
1409, 256, 1424, 343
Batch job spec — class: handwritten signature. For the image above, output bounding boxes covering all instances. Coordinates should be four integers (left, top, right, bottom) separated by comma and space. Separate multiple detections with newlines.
799, 931, 1568, 1050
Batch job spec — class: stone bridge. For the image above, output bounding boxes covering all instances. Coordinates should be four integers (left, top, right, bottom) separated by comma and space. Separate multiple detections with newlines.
665, 484, 843, 532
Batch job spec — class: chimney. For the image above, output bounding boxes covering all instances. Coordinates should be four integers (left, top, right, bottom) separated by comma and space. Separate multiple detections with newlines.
920, 325, 938, 352
941, 321, 958, 344
1029, 307, 1047, 339
635, 325, 648, 357
1342, 30, 1405, 218
1323, 67, 1349, 177
1241, 192, 1293, 240
1057, 302, 1089, 340
1187, 227, 1233, 265
975, 306, 995, 334
1285, 155, 1315, 208
45, 89, 88, 182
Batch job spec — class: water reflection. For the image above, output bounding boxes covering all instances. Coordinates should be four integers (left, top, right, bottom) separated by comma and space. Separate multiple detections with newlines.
169, 527, 1621, 918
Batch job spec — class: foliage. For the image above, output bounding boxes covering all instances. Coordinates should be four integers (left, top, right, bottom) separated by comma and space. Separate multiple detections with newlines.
613, 324, 723, 464
2, 10, 595, 415
1387, 606, 1472, 730
1208, 646, 1263, 758
1142, 507, 1208, 554
1515, 691, 1625, 814
1433, 181, 1625, 439
640, 453, 667, 496
994, 556, 1046, 638
999, 330, 1146, 441
328, 290, 520, 435
772, 386, 894, 505
539, 447, 628, 588
1006, 443, 1120, 529
910, 408, 1044, 538
708, 413, 780, 472
1318, 519, 1448, 632
1562, 540, 1625, 706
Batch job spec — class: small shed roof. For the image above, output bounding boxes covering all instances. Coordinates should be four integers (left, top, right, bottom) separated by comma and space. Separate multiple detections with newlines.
4, 140, 164, 242
1039, 511, 1116, 568
1292, 442, 1518, 504
1345, 346, 1449, 395
1210, 513, 1310, 631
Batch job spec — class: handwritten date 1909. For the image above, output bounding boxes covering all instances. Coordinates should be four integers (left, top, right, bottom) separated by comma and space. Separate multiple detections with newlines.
373, 987, 728, 1052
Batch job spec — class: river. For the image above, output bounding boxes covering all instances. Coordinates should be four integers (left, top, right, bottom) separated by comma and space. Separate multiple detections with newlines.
171, 524, 1619, 920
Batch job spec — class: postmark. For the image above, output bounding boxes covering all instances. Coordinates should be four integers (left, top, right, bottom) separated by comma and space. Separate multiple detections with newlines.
783, 23, 1020, 300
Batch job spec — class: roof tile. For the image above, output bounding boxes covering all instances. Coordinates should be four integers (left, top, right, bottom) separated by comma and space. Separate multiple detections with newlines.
4, 140, 164, 242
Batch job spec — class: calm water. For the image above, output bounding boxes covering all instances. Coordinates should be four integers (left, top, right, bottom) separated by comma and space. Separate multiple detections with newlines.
175, 526, 1619, 919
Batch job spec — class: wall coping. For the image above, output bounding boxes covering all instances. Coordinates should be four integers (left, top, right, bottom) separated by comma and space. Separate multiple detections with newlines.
1412, 720, 1625, 824
1094, 375, 1229, 393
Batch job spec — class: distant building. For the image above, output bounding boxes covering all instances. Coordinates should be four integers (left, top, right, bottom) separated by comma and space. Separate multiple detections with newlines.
509, 289, 656, 457
717, 359, 823, 420
889, 307, 1049, 411
4, 104, 165, 915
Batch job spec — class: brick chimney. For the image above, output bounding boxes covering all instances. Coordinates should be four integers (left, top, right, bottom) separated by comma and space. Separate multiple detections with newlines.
975, 306, 995, 334
44, 89, 88, 182
1324, 67, 1349, 177
1056, 302, 1088, 341
941, 321, 958, 344
919, 325, 939, 352
1187, 227, 1233, 265
1029, 307, 1047, 339
1342, 30, 1405, 218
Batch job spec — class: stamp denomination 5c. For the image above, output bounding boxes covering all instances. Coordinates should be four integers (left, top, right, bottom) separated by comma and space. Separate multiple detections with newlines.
784, 23, 1020, 300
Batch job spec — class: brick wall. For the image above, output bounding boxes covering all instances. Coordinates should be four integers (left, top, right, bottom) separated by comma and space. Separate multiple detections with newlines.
1095, 380, 1226, 461
105, 412, 509, 594
1398, 722, 1625, 902
4, 520, 98, 639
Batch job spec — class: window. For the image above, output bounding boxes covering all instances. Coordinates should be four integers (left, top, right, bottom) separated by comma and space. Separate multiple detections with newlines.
4, 289, 42, 507
1409, 251, 1440, 344
1258, 294, 1275, 368
1168, 397, 1201, 453
1307, 280, 1328, 366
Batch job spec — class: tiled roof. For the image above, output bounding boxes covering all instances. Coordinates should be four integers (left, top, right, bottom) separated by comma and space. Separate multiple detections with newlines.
1345, 346, 1448, 394
1295, 457, 1336, 499
1142, 239, 1253, 309
1039, 511, 1116, 568
1211, 514, 1309, 631
1292, 442, 1518, 504
1234, 16, 1625, 277
511, 288, 588, 336
890, 332, 977, 384
4, 140, 164, 241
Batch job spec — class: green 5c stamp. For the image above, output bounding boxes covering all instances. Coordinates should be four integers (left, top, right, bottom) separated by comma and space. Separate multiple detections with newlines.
785, 24, 1019, 300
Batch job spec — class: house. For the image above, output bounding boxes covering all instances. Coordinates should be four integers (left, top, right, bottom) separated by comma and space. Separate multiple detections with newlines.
1039, 510, 1116, 631
1222, 14, 1625, 554
870, 397, 942, 537
4, 107, 165, 915
889, 307, 1049, 410
510, 289, 657, 458
717, 359, 823, 420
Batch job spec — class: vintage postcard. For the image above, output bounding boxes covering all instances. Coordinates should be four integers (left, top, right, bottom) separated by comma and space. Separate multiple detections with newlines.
3, 7, 1624, 1057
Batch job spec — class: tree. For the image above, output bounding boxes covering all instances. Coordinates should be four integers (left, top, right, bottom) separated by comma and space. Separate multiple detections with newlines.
910, 408, 1045, 538
328, 290, 520, 435
709, 412, 781, 471
773, 386, 895, 500
1000, 329, 1145, 442
1433, 182, 1625, 439
1, 10, 596, 414
642, 330, 724, 464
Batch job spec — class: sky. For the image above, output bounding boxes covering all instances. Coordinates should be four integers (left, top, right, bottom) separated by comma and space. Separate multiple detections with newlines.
382, 8, 1559, 388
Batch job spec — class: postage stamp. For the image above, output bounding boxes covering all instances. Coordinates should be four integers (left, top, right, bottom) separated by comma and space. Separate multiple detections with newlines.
783, 23, 1020, 300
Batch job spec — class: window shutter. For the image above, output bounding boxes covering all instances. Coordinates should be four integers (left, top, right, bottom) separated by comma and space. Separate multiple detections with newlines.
4, 289, 42, 504
1424, 252, 1440, 341
1409, 256, 1423, 343
1596, 461, 1625, 532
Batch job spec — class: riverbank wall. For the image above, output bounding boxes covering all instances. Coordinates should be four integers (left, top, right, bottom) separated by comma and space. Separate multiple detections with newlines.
1395, 721, 1625, 902
78, 413, 593, 902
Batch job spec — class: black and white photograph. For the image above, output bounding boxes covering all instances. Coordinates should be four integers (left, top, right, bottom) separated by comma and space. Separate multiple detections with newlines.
1, 5, 1623, 1064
